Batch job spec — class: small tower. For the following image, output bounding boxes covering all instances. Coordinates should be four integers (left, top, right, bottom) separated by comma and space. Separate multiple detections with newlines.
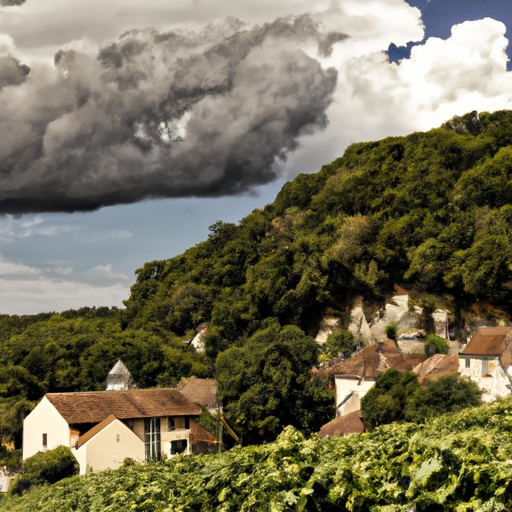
105, 360, 135, 391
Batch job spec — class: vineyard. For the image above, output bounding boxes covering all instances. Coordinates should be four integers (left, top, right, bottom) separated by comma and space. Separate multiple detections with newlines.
2, 398, 512, 511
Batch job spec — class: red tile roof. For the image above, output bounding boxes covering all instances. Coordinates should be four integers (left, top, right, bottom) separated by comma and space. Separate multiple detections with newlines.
315, 341, 426, 379
46, 388, 202, 425
318, 410, 365, 438
176, 378, 218, 409
413, 354, 459, 384
461, 327, 512, 356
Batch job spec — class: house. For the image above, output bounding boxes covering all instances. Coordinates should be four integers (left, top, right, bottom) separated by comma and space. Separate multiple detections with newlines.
318, 410, 365, 439
176, 378, 219, 415
413, 354, 459, 384
314, 341, 426, 417
459, 327, 512, 401
23, 388, 217, 475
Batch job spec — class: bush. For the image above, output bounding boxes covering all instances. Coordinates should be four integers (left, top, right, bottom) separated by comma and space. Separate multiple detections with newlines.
10, 446, 79, 495
424, 333, 449, 356
384, 322, 397, 343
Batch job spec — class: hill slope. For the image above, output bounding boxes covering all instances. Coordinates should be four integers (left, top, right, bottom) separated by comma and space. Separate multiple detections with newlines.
123, 109, 512, 352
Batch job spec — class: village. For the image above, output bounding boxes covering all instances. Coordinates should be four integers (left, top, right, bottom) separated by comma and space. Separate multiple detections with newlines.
1, 288, 510, 494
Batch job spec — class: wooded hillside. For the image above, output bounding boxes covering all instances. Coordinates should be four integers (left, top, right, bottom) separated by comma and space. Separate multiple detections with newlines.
124, 110, 512, 348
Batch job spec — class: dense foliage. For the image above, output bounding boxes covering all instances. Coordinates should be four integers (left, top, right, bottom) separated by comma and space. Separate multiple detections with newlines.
3, 398, 512, 511
216, 322, 333, 444
10, 446, 79, 496
123, 110, 512, 352
361, 370, 483, 430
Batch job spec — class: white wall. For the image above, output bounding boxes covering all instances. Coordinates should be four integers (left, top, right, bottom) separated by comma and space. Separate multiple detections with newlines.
23, 397, 70, 460
335, 376, 375, 417
74, 419, 144, 475
459, 355, 511, 401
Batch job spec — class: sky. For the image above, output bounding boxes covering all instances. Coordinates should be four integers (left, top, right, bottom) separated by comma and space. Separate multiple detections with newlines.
1, 0, 512, 314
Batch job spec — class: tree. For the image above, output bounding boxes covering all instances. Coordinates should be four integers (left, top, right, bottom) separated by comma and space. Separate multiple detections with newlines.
384, 322, 398, 344
405, 374, 482, 422
324, 330, 357, 359
424, 333, 449, 357
216, 323, 333, 444
361, 369, 419, 430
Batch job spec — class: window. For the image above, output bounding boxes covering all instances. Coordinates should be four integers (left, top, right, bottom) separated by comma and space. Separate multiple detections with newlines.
42, 433, 47, 449
482, 359, 489, 376
170, 440, 187, 456
167, 418, 176, 431
116, 433, 121, 443
184, 417, 190, 429
465, 358, 470, 368
144, 418, 161, 462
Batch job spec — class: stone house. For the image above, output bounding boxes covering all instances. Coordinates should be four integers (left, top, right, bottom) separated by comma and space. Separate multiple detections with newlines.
23, 388, 217, 475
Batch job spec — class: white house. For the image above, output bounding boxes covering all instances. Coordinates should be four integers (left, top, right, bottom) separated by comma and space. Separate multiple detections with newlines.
459, 326, 512, 401
315, 341, 426, 417
23, 388, 217, 475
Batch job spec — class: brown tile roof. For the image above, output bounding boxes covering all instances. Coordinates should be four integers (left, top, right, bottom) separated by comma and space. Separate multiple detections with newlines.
176, 378, 218, 409
316, 341, 426, 379
318, 410, 365, 438
461, 327, 512, 356
77, 414, 117, 447
413, 354, 459, 384
46, 388, 202, 425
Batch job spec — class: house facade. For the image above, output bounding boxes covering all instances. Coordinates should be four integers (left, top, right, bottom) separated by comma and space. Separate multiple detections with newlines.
315, 341, 426, 417
23, 388, 217, 474
459, 327, 512, 401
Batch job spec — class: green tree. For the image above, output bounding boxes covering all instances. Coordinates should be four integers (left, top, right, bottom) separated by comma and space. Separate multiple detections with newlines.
216, 323, 333, 444
384, 322, 398, 344
424, 333, 449, 357
405, 374, 482, 422
361, 369, 419, 430
324, 330, 357, 359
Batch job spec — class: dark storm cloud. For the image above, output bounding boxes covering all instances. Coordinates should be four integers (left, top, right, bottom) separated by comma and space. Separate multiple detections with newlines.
0, 0, 26, 5
0, 15, 342, 213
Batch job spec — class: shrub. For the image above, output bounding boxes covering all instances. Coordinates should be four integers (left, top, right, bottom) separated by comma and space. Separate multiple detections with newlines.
424, 333, 449, 356
10, 446, 79, 495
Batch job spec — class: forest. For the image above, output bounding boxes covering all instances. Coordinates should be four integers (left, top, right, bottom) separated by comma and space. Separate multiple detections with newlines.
3, 109, 512, 449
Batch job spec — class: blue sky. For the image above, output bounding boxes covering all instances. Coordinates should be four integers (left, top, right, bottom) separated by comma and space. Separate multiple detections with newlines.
1, 0, 512, 314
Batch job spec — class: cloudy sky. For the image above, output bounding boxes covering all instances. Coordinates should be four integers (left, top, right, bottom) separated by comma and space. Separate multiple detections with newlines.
1, 0, 512, 314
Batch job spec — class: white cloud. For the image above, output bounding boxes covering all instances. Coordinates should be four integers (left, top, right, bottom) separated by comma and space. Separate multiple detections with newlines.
82, 264, 129, 280
0, 254, 129, 314
0, 215, 80, 238
283, 16, 512, 177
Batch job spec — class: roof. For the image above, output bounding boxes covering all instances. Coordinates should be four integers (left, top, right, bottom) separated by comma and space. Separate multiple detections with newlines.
77, 414, 117, 447
176, 378, 217, 409
105, 360, 135, 391
461, 327, 512, 356
318, 410, 365, 438
315, 341, 426, 379
413, 354, 459, 384
46, 388, 202, 425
